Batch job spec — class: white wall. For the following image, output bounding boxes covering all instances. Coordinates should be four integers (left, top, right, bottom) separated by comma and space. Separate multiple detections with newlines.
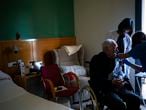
74, 0, 135, 61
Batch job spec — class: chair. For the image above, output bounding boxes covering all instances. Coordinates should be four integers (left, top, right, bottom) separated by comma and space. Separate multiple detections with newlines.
79, 80, 110, 110
79, 85, 99, 110
52, 45, 90, 104
53, 44, 87, 76
41, 51, 79, 104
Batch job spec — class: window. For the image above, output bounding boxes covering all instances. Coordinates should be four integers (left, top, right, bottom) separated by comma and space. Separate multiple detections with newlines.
142, 0, 146, 32
135, 0, 142, 31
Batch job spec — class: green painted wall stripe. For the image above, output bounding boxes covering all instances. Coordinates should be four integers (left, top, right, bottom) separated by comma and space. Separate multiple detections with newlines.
0, 0, 74, 40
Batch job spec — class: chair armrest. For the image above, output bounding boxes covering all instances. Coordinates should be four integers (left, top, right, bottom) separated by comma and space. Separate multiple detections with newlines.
42, 78, 56, 98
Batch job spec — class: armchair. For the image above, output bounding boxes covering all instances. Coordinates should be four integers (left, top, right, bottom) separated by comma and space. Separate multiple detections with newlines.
53, 45, 90, 105
53, 44, 88, 77
41, 51, 79, 102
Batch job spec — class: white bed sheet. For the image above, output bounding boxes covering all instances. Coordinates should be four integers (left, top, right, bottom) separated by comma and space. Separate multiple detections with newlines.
0, 73, 73, 110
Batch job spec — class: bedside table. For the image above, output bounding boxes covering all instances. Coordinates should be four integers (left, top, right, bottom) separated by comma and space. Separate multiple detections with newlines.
13, 73, 41, 92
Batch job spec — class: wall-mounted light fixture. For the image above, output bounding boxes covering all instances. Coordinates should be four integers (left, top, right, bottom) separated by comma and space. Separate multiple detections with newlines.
13, 45, 19, 54
16, 32, 20, 40
11, 32, 21, 54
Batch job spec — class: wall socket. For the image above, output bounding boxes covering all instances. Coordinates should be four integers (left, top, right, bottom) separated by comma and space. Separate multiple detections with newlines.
8, 61, 17, 67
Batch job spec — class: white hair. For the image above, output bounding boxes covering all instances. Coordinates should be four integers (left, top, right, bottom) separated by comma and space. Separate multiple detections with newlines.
102, 39, 117, 50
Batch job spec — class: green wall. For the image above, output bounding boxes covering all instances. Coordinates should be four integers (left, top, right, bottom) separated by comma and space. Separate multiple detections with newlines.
0, 0, 74, 40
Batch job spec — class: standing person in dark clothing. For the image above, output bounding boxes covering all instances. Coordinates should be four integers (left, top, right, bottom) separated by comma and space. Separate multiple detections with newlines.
89, 39, 141, 110
118, 31, 146, 72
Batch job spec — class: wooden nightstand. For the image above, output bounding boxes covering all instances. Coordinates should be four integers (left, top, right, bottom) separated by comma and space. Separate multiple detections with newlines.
13, 73, 41, 92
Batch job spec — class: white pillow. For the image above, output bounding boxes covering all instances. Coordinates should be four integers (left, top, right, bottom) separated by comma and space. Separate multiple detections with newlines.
0, 71, 11, 80
60, 65, 86, 76
63, 44, 82, 56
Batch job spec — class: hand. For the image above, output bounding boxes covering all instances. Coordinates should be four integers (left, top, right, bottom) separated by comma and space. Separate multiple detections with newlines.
112, 79, 124, 88
116, 53, 128, 59
136, 66, 144, 72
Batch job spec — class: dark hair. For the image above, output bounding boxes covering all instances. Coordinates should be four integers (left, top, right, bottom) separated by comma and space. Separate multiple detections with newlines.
43, 51, 56, 66
132, 31, 146, 48
118, 18, 133, 36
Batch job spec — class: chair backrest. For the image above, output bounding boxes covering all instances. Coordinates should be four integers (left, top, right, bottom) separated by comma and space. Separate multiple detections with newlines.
53, 45, 84, 66
52, 45, 87, 77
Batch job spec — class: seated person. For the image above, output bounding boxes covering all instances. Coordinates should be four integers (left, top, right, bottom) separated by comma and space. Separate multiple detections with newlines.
89, 39, 141, 110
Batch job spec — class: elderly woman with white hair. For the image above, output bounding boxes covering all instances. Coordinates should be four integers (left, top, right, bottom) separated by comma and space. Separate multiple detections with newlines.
89, 39, 141, 110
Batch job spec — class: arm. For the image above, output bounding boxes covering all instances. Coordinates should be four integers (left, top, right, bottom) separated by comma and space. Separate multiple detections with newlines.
123, 59, 143, 72
118, 44, 143, 59
117, 53, 130, 59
